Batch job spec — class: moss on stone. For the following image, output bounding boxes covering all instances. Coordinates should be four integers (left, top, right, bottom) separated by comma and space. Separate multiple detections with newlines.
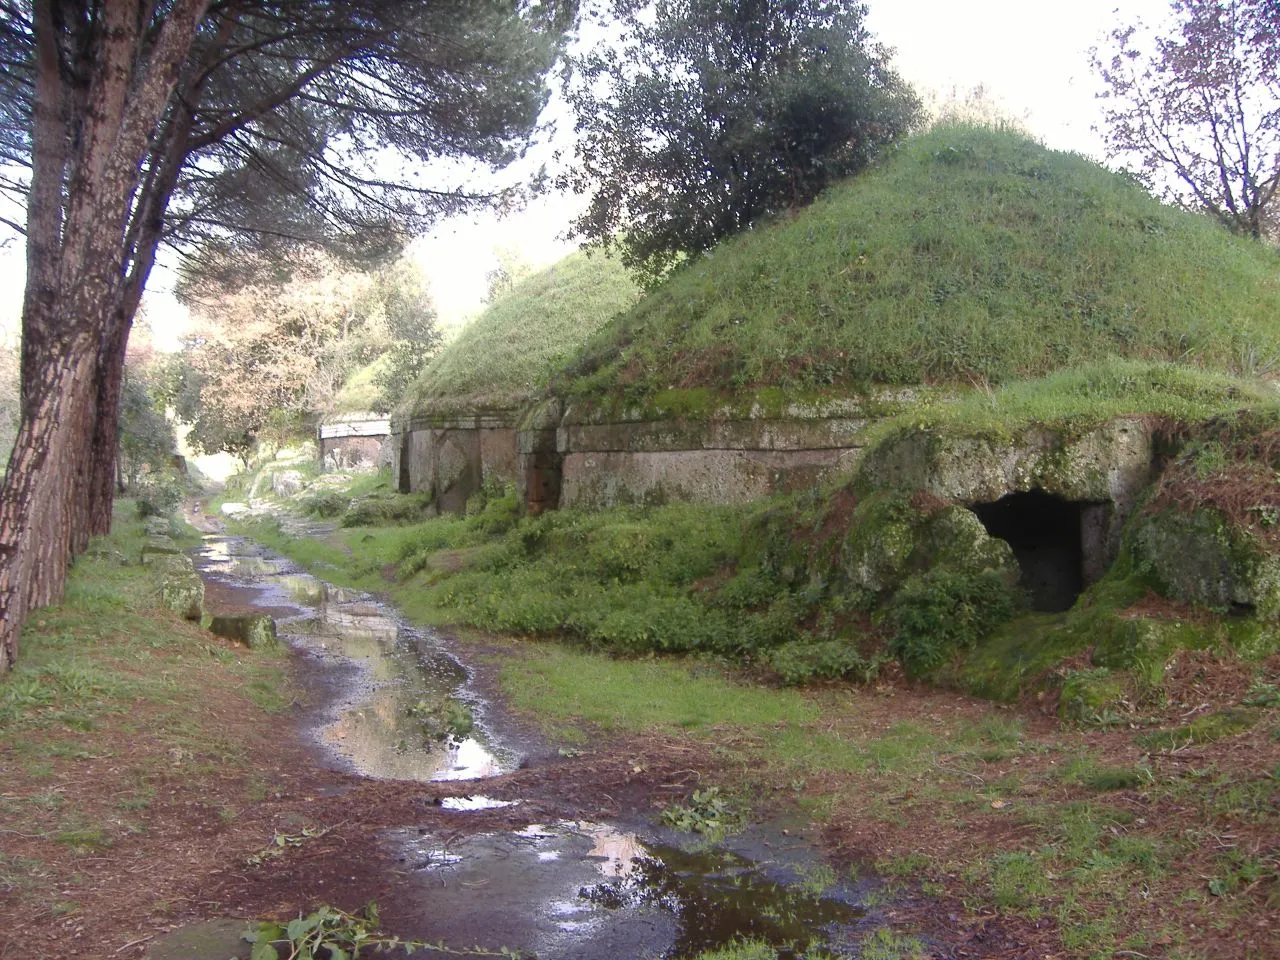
1224, 618, 1280, 660
944, 613, 1079, 702
140, 536, 181, 564
148, 553, 196, 578
1132, 506, 1280, 618
913, 506, 1018, 581
209, 614, 278, 650
841, 492, 918, 597
161, 575, 204, 621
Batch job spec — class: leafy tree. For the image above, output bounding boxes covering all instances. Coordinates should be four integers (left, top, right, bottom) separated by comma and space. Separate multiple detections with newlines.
1093, 0, 1280, 239
117, 367, 177, 490
364, 258, 441, 414
0, 0, 572, 669
169, 252, 437, 448
560, 0, 921, 282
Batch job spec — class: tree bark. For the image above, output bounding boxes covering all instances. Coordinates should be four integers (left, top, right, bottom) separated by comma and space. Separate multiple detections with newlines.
84, 316, 130, 540
0, 0, 212, 673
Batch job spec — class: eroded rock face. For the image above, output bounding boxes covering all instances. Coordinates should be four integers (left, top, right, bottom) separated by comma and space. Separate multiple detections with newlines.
859, 418, 1154, 504
1132, 507, 1280, 618
841, 495, 1019, 599
859, 418, 1158, 585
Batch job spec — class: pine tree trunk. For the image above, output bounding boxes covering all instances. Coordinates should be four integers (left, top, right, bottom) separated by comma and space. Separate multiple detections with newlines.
0, 335, 98, 671
0, 0, 212, 673
85, 314, 131, 539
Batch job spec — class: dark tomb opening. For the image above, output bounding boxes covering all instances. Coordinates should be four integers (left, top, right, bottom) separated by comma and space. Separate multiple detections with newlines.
971, 490, 1086, 612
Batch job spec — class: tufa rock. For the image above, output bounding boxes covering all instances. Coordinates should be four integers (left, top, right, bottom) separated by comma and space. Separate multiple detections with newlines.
161, 575, 204, 621
1131, 506, 1280, 619
209, 614, 278, 650
271, 469, 306, 498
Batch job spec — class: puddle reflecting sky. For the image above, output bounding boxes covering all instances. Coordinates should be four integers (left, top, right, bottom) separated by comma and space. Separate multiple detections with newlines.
389, 819, 864, 960
195, 534, 510, 782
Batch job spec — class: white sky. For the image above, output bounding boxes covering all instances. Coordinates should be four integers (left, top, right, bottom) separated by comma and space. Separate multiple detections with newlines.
0, 0, 1169, 349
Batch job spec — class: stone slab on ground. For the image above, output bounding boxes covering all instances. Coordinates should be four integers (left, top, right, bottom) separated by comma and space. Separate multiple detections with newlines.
161, 574, 204, 621
209, 613, 278, 649
146, 918, 253, 960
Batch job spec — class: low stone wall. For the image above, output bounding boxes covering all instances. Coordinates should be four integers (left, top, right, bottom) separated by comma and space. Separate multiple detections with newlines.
395, 394, 897, 515
550, 408, 870, 508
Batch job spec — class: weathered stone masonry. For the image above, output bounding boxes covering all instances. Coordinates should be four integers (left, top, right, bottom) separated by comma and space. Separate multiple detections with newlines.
390, 396, 1164, 611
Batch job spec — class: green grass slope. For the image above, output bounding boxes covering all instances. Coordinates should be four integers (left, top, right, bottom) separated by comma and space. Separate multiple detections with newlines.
401, 251, 639, 417
561, 124, 1280, 405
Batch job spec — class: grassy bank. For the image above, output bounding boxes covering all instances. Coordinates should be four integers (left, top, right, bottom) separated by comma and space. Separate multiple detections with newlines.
0, 504, 295, 952
561, 124, 1280, 404
399, 251, 638, 417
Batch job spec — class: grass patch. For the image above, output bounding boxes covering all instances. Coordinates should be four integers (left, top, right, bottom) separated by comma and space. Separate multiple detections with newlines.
861, 359, 1277, 449
0, 500, 296, 918
691, 941, 781, 960
1140, 708, 1260, 751
858, 927, 929, 960
990, 850, 1051, 912
484, 639, 817, 737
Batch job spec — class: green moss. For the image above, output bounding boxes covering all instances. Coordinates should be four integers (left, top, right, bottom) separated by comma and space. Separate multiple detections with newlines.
1131, 505, 1280, 615
1140, 708, 1260, 750
1225, 618, 1280, 660
841, 492, 918, 596
1089, 618, 1222, 675
208, 615, 278, 651
160, 575, 204, 622
1058, 668, 1128, 724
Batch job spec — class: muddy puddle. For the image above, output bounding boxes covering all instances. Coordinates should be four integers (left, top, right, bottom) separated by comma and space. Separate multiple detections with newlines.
191, 530, 889, 959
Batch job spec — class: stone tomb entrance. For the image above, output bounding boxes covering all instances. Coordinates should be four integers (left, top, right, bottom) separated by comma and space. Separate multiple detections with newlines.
971, 490, 1111, 612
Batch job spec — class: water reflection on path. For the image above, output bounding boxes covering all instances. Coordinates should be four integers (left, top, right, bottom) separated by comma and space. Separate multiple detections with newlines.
195, 533, 509, 781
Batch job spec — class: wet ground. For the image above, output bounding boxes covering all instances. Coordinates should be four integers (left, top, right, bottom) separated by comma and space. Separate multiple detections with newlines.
177, 525, 889, 959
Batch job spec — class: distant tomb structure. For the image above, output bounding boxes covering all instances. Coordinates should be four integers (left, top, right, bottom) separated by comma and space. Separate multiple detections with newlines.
318, 413, 391, 472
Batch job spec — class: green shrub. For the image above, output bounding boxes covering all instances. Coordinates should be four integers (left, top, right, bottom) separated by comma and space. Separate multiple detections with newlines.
340, 492, 434, 527
889, 568, 1024, 676
768, 639, 889, 686
134, 476, 182, 518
